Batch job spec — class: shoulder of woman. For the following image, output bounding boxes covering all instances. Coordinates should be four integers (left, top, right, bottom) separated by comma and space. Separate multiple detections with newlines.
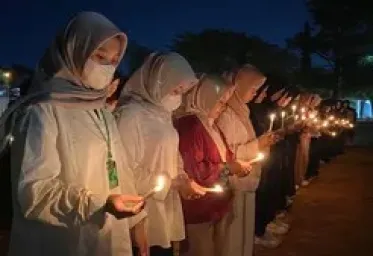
115, 102, 145, 121
174, 115, 207, 137
24, 103, 56, 120
174, 114, 201, 126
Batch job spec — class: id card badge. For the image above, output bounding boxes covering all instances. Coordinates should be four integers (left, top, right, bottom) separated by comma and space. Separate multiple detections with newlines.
107, 158, 119, 189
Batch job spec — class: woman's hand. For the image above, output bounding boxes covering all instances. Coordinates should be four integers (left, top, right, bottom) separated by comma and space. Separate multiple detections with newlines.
174, 175, 206, 200
235, 160, 253, 176
104, 194, 144, 219
258, 132, 278, 150
226, 161, 251, 177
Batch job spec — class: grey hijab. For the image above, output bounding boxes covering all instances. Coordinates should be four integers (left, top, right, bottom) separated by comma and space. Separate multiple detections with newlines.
29, 11, 127, 107
0, 11, 126, 151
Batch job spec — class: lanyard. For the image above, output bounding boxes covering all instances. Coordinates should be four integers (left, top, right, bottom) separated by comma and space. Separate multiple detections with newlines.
87, 109, 112, 158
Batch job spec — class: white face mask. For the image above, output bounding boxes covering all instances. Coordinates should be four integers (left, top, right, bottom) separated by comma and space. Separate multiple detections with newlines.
84, 59, 116, 90
160, 94, 182, 112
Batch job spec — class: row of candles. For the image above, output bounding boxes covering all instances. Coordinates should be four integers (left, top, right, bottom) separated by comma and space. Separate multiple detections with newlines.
268, 105, 354, 134
143, 106, 354, 204
145, 152, 266, 199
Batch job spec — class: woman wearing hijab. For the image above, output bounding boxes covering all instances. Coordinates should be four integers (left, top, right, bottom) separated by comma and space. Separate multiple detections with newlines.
249, 78, 290, 248
115, 52, 205, 256
7, 12, 146, 256
174, 75, 250, 256
215, 64, 267, 256
303, 94, 323, 185
294, 92, 314, 188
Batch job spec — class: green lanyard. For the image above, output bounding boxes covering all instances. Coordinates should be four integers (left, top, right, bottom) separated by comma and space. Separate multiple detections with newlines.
87, 109, 118, 189
88, 109, 112, 158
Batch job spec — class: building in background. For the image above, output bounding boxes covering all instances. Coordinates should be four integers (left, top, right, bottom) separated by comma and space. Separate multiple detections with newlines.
0, 66, 32, 116
347, 98, 373, 120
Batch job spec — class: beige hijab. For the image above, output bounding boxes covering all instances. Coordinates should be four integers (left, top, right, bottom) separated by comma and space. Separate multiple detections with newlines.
118, 52, 197, 109
181, 74, 233, 117
179, 75, 235, 161
225, 65, 266, 140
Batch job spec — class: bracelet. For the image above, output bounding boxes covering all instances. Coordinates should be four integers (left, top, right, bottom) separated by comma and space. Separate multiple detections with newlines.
219, 163, 230, 186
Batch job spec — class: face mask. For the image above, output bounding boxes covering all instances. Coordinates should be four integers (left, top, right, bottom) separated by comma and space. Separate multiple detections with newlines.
160, 94, 182, 112
84, 59, 116, 90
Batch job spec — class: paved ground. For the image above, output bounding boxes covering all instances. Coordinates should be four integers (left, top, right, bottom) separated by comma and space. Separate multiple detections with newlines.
255, 146, 373, 256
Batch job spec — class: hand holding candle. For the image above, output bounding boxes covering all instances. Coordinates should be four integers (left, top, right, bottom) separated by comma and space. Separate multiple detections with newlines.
291, 105, 297, 115
248, 152, 265, 164
268, 113, 276, 132
204, 184, 224, 193
143, 175, 166, 199
281, 111, 286, 128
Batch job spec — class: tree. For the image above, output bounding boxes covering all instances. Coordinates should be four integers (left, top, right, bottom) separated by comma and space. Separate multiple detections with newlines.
171, 29, 299, 78
125, 41, 153, 75
288, 0, 373, 97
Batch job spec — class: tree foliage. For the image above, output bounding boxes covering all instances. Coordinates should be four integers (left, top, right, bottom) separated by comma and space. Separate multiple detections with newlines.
171, 29, 299, 79
125, 41, 153, 75
288, 0, 373, 96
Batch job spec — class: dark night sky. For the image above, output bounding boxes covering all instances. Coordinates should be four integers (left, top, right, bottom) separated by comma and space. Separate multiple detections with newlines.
0, 0, 310, 69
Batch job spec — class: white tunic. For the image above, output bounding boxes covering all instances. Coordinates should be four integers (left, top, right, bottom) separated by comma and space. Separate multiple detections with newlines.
8, 103, 146, 256
116, 101, 185, 248
217, 107, 261, 256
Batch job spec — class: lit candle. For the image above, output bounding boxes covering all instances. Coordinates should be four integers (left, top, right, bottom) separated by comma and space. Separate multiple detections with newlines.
144, 175, 166, 199
322, 121, 329, 127
301, 107, 306, 114
309, 112, 316, 119
295, 115, 299, 121
204, 184, 224, 193
248, 152, 265, 164
331, 131, 336, 137
281, 111, 286, 128
291, 105, 297, 115
268, 113, 276, 132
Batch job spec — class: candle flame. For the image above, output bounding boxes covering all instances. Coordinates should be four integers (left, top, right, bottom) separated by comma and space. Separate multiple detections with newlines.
154, 176, 166, 192
211, 184, 223, 193
269, 113, 276, 120
281, 111, 286, 118
257, 152, 265, 161
291, 105, 297, 111
249, 152, 265, 164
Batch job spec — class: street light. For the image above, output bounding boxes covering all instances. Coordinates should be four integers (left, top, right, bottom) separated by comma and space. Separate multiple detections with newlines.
3, 72, 11, 79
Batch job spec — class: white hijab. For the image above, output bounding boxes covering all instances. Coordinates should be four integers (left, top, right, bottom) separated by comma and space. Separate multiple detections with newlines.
117, 52, 197, 109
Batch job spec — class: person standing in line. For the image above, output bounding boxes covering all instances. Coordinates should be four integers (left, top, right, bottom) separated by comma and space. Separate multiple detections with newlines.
115, 52, 206, 256
6, 12, 147, 256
